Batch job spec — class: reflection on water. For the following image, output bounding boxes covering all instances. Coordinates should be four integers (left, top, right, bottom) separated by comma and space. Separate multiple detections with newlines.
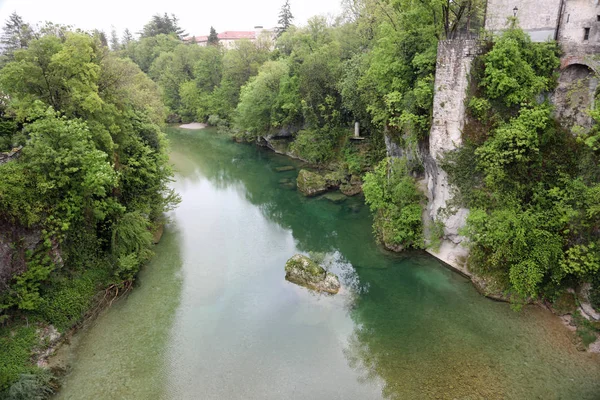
56, 127, 600, 400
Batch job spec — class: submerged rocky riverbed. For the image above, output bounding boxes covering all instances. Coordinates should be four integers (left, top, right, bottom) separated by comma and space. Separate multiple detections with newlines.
54, 127, 600, 399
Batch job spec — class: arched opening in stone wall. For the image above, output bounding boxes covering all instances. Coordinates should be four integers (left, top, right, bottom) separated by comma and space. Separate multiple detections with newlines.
552, 63, 598, 132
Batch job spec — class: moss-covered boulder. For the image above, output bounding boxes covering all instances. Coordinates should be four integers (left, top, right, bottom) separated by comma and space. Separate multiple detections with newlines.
340, 183, 362, 196
284, 254, 340, 294
323, 170, 345, 188
296, 169, 328, 197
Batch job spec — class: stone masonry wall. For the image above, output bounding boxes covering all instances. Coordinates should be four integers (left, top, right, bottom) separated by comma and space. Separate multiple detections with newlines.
485, 0, 562, 41
558, 0, 600, 46
421, 39, 480, 272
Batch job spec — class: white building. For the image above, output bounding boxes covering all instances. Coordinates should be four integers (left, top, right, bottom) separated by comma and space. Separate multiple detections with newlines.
185, 26, 276, 49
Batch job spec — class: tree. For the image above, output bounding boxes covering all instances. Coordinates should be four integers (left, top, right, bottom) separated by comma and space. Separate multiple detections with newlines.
235, 60, 290, 134
0, 12, 32, 60
122, 28, 134, 45
110, 26, 120, 51
277, 0, 294, 37
208, 26, 219, 46
0, 33, 103, 118
141, 13, 186, 39
124, 33, 180, 72
363, 158, 424, 249
94, 30, 108, 47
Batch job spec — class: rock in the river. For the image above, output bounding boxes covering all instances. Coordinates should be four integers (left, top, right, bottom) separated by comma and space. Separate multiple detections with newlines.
323, 192, 347, 204
284, 254, 340, 294
340, 183, 362, 196
275, 166, 295, 172
323, 170, 345, 188
296, 170, 328, 197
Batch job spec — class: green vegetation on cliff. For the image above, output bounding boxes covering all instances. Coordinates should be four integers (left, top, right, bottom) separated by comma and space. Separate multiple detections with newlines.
363, 158, 424, 250
444, 26, 600, 303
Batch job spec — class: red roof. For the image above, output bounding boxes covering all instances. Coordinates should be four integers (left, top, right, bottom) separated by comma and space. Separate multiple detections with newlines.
218, 31, 256, 40
184, 31, 256, 42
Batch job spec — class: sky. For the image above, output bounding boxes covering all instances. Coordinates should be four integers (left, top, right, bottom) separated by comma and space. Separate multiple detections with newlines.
0, 0, 343, 39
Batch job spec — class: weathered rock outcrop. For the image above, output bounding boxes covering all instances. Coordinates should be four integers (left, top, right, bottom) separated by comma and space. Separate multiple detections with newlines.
0, 221, 62, 294
423, 41, 479, 257
296, 170, 329, 196
0, 146, 23, 165
340, 175, 362, 196
257, 125, 304, 159
284, 254, 340, 294
385, 40, 479, 270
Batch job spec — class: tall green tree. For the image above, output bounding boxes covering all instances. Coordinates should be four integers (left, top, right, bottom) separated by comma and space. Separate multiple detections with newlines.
110, 26, 120, 51
122, 28, 134, 45
208, 26, 219, 46
277, 0, 294, 37
0, 12, 33, 61
140, 13, 186, 39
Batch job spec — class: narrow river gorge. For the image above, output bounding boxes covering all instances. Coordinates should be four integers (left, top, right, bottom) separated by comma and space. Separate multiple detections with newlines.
54, 127, 600, 399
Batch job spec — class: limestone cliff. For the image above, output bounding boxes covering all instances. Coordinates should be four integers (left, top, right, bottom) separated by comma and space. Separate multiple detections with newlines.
386, 37, 599, 279
386, 40, 479, 273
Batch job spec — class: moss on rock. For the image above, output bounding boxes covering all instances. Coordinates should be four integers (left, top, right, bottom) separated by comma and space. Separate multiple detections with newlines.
296, 170, 328, 197
284, 254, 340, 294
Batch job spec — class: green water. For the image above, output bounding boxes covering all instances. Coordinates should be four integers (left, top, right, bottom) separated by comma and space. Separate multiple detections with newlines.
56, 127, 600, 400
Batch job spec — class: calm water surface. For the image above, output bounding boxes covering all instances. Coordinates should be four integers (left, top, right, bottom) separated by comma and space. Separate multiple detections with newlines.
56, 127, 600, 399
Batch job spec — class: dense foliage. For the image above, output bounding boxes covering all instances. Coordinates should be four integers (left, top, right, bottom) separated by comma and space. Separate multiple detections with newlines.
0, 22, 177, 394
112, 1, 486, 253
444, 27, 599, 301
1, 0, 599, 393
363, 158, 424, 249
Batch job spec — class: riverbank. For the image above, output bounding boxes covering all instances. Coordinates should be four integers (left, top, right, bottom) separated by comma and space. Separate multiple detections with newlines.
250, 130, 600, 354
52, 127, 600, 399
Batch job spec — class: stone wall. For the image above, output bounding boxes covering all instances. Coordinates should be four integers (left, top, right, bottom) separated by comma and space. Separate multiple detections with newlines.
421, 40, 481, 271
553, 64, 598, 131
558, 0, 600, 46
485, 0, 562, 41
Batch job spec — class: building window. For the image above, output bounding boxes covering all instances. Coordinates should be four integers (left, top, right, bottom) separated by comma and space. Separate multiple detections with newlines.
597, 15, 600, 22
584, 27, 591, 41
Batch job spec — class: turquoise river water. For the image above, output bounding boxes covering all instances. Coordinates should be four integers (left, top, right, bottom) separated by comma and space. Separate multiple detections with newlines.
55, 127, 600, 399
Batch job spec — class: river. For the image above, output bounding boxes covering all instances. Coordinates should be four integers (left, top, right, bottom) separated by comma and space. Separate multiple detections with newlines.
55, 126, 600, 399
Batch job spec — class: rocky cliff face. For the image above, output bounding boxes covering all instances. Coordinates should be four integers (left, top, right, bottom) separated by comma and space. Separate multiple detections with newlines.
0, 221, 63, 295
386, 39, 599, 276
386, 40, 479, 272
0, 223, 38, 293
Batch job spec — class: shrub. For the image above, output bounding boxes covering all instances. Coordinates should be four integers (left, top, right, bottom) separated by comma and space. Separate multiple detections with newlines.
290, 129, 338, 165
3, 371, 54, 400
363, 158, 424, 249
0, 326, 38, 392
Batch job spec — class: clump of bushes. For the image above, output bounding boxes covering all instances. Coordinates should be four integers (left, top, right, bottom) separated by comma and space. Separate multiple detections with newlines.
444, 26, 600, 303
363, 158, 424, 250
